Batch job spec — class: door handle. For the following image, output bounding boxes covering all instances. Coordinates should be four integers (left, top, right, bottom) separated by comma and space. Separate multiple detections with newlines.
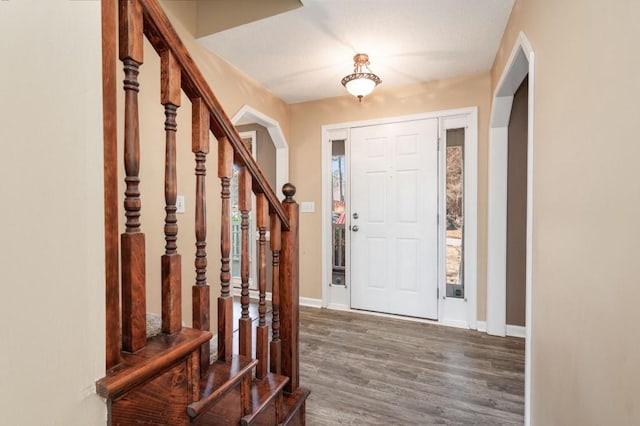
351, 225, 359, 232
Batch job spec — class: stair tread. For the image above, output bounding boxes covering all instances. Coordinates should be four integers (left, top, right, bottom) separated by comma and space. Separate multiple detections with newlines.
241, 373, 289, 425
187, 355, 258, 418
96, 327, 212, 399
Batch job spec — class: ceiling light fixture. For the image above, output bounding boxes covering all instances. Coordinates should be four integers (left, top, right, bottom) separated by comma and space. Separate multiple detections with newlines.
341, 53, 381, 102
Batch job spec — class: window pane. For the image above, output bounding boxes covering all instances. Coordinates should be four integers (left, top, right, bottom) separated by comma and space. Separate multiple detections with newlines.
446, 128, 464, 298
331, 140, 346, 286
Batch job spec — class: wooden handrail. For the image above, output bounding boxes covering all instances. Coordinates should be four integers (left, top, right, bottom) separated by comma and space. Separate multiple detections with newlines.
102, 2, 305, 422
138, 0, 290, 230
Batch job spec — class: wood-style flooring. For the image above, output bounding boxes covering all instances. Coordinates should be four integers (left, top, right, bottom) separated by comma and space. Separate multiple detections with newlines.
299, 307, 525, 425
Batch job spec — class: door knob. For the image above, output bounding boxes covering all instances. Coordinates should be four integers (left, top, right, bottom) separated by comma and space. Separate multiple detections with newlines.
351, 225, 359, 232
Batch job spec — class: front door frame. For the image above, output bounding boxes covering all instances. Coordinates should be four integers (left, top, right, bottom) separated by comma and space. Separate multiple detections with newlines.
321, 107, 478, 328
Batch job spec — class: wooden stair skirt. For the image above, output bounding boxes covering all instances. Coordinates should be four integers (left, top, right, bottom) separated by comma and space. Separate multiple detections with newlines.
96, 329, 308, 425
98, 0, 308, 424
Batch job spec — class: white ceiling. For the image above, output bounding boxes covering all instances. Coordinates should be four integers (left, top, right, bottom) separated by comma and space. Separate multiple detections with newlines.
198, 0, 514, 104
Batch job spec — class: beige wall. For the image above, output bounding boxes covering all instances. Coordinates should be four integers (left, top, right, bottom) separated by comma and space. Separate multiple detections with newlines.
492, 0, 640, 423
288, 73, 491, 320
161, 1, 291, 138
196, 0, 302, 37
0, 1, 106, 424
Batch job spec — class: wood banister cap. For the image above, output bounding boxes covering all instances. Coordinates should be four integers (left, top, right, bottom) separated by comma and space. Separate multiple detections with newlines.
282, 183, 296, 202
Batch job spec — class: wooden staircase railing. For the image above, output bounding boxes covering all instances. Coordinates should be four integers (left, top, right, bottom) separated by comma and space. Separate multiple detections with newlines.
97, 0, 309, 424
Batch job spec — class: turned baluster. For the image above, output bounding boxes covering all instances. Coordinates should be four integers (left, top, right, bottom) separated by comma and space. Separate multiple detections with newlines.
161, 50, 182, 335
217, 137, 234, 361
192, 97, 210, 373
120, 0, 146, 353
270, 213, 282, 375
255, 193, 269, 379
238, 166, 252, 357
280, 183, 300, 393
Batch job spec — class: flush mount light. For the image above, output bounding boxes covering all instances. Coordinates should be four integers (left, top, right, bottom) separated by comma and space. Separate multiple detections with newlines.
341, 53, 382, 102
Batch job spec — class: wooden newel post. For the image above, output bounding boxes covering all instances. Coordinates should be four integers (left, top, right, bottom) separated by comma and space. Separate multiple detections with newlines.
280, 183, 299, 393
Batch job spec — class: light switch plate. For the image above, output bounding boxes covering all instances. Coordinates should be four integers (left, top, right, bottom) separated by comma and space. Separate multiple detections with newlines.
176, 195, 185, 214
300, 201, 315, 213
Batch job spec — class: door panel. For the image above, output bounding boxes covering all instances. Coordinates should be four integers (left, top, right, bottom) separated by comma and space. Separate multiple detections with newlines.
350, 119, 439, 319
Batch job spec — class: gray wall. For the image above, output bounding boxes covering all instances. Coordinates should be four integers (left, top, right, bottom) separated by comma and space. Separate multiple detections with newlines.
237, 123, 277, 190
506, 76, 528, 327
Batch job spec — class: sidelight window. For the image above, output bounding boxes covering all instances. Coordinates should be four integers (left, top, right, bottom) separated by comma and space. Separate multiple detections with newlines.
445, 128, 465, 298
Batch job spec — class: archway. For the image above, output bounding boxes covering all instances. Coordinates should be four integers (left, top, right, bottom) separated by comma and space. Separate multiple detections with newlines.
487, 31, 534, 425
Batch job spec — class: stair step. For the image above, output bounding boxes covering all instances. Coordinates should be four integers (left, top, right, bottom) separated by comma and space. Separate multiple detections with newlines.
96, 327, 212, 400
187, 355, 258, 419
240, 373, 289, 425
281, 387, 311, 426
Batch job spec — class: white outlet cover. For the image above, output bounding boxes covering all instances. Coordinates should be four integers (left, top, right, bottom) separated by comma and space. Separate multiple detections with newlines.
300, 201, 315, 213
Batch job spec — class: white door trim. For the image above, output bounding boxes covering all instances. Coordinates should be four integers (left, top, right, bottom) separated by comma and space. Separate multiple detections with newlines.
487, 31, 535, 426
321, 107, 478, 326
437, 113, 478, 330
322, 128, 350, 310
231, 105, 289, 192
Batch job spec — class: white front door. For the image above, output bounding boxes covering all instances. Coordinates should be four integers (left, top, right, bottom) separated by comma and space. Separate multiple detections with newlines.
350, 119, 439, 319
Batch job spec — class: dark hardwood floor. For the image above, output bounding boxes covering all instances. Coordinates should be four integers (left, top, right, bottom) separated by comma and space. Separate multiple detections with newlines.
299, 307, 525, 425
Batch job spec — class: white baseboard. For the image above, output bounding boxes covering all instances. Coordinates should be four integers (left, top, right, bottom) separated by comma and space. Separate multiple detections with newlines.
474, 321, 524, 338
506, 324, 526, 338
229, 289, 322, 308
232, 287, 272, 301
299, 296, 323, 308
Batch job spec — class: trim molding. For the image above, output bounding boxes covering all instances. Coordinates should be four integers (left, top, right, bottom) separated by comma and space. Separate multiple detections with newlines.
488, 31, 535, 426
476, 321, 487, 332
232, 287, 273, 301
299, 297, 323, 308
231, 105, 289, 191
506, 324, 526, 339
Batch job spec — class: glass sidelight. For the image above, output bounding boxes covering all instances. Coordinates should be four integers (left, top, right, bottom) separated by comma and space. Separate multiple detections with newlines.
331, 139, 347, 286
445, 128, 465, 298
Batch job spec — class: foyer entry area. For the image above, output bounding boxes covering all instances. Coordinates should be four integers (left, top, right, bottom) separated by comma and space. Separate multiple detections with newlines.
322, 108, 478, 327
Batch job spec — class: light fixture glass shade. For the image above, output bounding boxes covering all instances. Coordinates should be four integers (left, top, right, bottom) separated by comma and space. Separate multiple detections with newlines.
341, 53, 381, 102
344, 76, 377, 98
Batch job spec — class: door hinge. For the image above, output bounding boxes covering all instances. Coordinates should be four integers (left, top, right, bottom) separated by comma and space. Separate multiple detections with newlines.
437, 287, 439, 299
437, 137, 441, 151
